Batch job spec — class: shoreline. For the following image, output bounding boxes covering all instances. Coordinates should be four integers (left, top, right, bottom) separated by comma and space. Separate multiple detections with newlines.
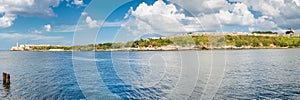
5, 47, 300, 52
9, 34, 300, 52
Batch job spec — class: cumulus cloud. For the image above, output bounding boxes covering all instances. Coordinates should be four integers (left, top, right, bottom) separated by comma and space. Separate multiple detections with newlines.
229, 0, 285, 17
167, 0, 300, 33
123, 0, 260, 35
249, 16, 280, 32
44, 24, 52, 32
226, 0, 300, 32
168, 0, 258, 30
85, 16, 99, 28
0, 13, 16, 28
0, 0, 60, 17
72, 0, 84, 6
217, 3, 255, 26
122, 0, 204, 36
0, 0, 61, 28
169, 0, 230, 15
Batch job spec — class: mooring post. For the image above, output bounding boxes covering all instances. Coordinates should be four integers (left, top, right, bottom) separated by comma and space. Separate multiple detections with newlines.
6, 73, 10, 85
2, 72, 10, 85
2, 72, 6, 83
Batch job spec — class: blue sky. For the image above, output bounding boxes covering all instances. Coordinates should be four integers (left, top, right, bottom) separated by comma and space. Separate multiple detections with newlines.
0, 0, 300, 50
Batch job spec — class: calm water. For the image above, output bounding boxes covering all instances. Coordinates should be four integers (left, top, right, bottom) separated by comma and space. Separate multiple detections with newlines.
0, 49, 299, 99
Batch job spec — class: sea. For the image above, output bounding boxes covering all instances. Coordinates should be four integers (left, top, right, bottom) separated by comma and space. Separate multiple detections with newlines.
0, 49, 299, 99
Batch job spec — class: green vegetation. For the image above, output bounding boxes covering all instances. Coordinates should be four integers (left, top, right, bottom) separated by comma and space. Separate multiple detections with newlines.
32, 46, 72, 51
193, 35, 226, 47
73, 42, 132, 51
168, 35, 300, 48
171, 36, 195, 47
252, 31, 278, 34
31, 34, 300, 51
131, 38, 173, 48
69, 38, 173, 51
224, 35, 300, 47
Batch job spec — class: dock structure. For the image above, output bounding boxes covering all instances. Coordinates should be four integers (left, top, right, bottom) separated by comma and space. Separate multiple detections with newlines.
2, 72, 10, 85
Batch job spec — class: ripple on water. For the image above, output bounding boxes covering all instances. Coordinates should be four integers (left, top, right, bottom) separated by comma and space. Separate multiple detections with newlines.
0, 50, 300, 99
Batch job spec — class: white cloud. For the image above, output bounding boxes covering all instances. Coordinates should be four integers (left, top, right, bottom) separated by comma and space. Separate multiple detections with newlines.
249, 16, 280, 32
196, 14, 221, 31
168, 0, 300, 33
124, 7, 133, 19
44, 24, 51, 32
32, 30, 42, 34
169, 0, 230, 15
123, 0, 258, 35
0, 0, 60, 17
0, 0, 61, 28
123, 0, 204, 36
73, 0, 84, 6
85, 16, 99, 28
293, 0, 300, 6
81, 12, 88, 16
232, 0, 284, 17
227, 0, 300, 32
0, 13, 16, 28
0, 33, 63, 41
169, 0, 256, 29
217, 3, 255, 26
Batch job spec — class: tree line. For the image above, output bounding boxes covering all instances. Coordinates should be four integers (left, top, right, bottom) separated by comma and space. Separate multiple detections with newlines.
32, 34, 300, 51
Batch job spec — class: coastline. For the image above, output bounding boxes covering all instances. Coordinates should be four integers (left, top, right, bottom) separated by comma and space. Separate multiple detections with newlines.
6, 47, 299, 52
9, 33, 300, 52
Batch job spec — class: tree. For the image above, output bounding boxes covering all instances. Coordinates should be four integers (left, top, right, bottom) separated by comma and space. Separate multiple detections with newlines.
251, 41, 260, 47
235, 42, 243, 47
251, 31, 278, 34
286, 30, 294, 34
262, 41, 271, 46
296, 41, 300, 47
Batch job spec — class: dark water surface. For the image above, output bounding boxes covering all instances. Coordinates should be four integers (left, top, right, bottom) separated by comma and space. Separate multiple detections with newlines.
0, 49, 299, 99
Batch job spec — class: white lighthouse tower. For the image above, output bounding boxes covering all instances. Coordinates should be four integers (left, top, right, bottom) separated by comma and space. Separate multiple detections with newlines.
16, 42, 19, 47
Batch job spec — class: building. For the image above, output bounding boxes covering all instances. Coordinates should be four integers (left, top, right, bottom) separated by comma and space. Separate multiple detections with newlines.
10, 42, 50, 51
10, 42, 23, 51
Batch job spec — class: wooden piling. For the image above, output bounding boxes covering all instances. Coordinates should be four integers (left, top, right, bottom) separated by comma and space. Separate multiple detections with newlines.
2, 73, 5, 83
6, 73, 10, 85
2, 72, 10, 85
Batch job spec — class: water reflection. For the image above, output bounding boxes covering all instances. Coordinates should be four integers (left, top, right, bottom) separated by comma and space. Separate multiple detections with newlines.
0, 49, 299, 99
2, 82, 11, 98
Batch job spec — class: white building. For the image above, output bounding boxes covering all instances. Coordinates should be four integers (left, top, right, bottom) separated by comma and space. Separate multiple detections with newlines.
10, 42, 50, 51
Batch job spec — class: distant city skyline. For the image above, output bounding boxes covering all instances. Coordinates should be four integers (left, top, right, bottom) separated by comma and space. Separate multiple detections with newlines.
0, 0, 300, 50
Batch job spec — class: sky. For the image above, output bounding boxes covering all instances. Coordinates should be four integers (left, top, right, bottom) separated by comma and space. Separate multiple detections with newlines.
0, 0, 300, 50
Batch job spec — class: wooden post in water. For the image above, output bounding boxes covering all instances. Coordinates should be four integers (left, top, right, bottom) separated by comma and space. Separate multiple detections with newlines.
2, 73, 6, 84
6, 73, 10, 85
2, 72, 10, 85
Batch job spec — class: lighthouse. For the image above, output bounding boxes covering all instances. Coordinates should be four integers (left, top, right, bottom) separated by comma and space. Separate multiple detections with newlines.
16, 42, 19, 47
